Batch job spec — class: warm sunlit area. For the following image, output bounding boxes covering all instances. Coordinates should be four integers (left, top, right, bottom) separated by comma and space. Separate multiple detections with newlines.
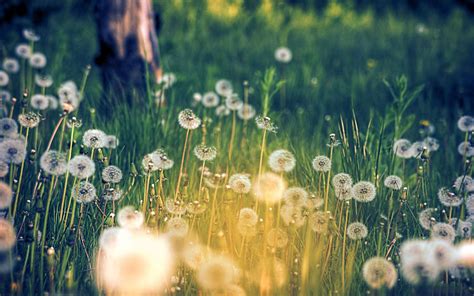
0, 0, 474, 295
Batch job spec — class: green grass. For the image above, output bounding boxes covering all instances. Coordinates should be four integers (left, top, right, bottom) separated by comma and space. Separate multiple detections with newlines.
0, 1, 473, 295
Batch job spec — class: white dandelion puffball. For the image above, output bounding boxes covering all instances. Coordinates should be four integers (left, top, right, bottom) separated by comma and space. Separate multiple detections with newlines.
197, 256, 237, 291
15, 44, 32, 59
29, 52, 47, 68
393, 139, 413, 158
238, 208, 258, 226
83, 129, 107, 149
308, 211, 331, 233
282, 187, 308, 208
457, 116, 474, 132
0, 162, 9, 178
0, 71, 10, 87
253, 172, 286, 204
31, 94, 49, 110
228, 173, 252, 194
418, 208, 437, 230
40, 150, 67, 176
178, 109, 201, 130
23, 29, 40, 41
0, 219, 17, 251
431, 223, 456, 242
347, 222, 368, 240
164, 199, 187, 216
274, 47, 292, 63
362, 257, 397, 289
35, 74, 54, 88
71, 181, 97, 204
268, 149, 296, 173
255, 115, 278, 133
117, 206, 144, 229
105, 135, 119, 149
280, 204, 306, 228
18, 112, 41, 129
352, 181, 376, 202
0, 118, 18, 137
457, 142, 474, 157
312, 155, 331, 172
215, 79, 233, 97
453, 176, 474, 192
68, 155, 95, 179
96, 230, 174, 295
237, 103, 256, 121
335, 186, 353, 201
332, 173, 353, 189
384, 175, 403, 190
225, 94, 243, 111
2, 58, 19, 73
165, 217, 189, 237
0, 182, 13, 210
202, 92, 220, 108
437, 187, 463, 207
158, 72, 176, 89
423, 137, 439, 152
102, 188, 123, 201
102, 165, 123, 183
0, 138, 27, 164
266, 227, 289, 248
215, 105, 230, 117
194, 144, 217, 161
0, 90, 11, 103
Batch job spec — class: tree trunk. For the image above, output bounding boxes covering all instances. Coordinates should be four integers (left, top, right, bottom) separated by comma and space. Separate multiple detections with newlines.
94, 0, 161, 104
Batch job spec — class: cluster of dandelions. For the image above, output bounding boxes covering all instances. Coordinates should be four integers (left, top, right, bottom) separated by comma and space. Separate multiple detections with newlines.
457, 115, 474, 157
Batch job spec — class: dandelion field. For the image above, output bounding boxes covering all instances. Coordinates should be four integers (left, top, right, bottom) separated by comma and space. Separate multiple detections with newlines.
0, 1, 474, 295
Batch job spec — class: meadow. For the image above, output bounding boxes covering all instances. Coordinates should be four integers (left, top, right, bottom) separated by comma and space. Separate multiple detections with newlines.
0, 0, 474, 295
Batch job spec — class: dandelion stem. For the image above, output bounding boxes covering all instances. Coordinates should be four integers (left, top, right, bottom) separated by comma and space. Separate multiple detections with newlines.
175, 129, 190, 200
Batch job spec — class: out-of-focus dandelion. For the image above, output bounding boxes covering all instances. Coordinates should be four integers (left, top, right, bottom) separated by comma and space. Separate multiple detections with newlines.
31, 94, 49, 110
102, 188, 123, 201
0, 138, 27, 164
0, 90, 11, 103
453, 176, 474, 192
280, 204, 306, 227
225, 94, 243, 111
238, 208, 258, 226
102, 165, 123, 183
2, 58, 19, 73
165, 199, 187, 216
0, 71, 9, 87
0, 118, 18, 137
253, 172, 286, 204
68, 155, 95, 179
423, 137, 439, 152
182, 243, 206, 270
457, 116, 474, 132
352, 181, 376, 202
104, 135, 119, 149
456, 242, 474, 267
268, 149, 296, 173
197, 256, 238, 291
165, 217, 189, 237
0, 162, 9, 177
228, 173, 252, 194
202, 92, 220, 108
23, 29, 40, 41
282, 187, 308, 207
71, 181, 97, 204
0, 219, 16, 251
362, 257, 397, 289
237, 103, 256, 121
457, 220, 471, 238
35, 74, 53, 88
347, 222, 368, 240
431, 222, 456, 242
384, 175, 403, 190
418, 208, 437, 230
266, 227, 289, 248
0, 182, 13, 210
83, 129, 107, 149
308, 211, 331, 233
312, 155, 331, 172
215, 79, 233, 97
117, 206, 144, 229
457, 142, 474, 157
393, 139, 413, 158
15, 44, 31, 58
29, 53, 47, 68
274, 47, 292, 63
215, 105, 230, 117
158, 72, 176, 89
40, 150, 67, 176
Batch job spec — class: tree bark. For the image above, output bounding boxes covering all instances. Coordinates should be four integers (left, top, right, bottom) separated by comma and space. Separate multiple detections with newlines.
94, 0, 161, 104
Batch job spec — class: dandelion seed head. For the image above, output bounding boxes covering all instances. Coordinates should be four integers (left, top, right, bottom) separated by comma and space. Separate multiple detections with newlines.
18, 112, 41, 128
457, 142, 474, 157
335, 186, 353, 201
237, 222, 257, 237
215, 79, 233, 97
23, 29, 40, 41
280, 204, 306, 228
117, 206, 144, 229
202, 92, 220, 108
225, 94, 243, 111
347, 222, 368, 240
40, 150, 67, 176
0, 90, 11, 103
0, 182, 13, 210
237, 104, 256, 121
178, 109, 201, 130
30, 94, 49, 110
418, 208, 437, 230
29, 52, 46, 68
197, 256, 237, 291
268, 149, 296, 173
165, 217, 189, 237
83, 129, 107, 149
362, 257, 397, 289
437, 187, 463, 207
353, 181, 376, 202
453, 176, 474, 192
215, 105, 231, 117
0, 138, 27, 164
409, 141, 424, 158
393, 139, 413, 158
2, 58, 19, 73
266, 227, 288, 248
253, 172, 286, 204
332, 173, 353, 189
182, 243, 206, 270
466, 195, 474, 215
72, 181, 97, 204
194, 144, 217, 161
0, 162, 8, 177
457, 116, 474, 132
384, 175, 403, 190
312, 155, 331, 172
158, 73, 176, 89
238, 208, 258, 226
255, 115, 278, 133
228, 173, 251, 194
165, 199, 187, 215
68, 155, 95, 179
35, 74, 53, 88
308, 211, 331, 233
15, 44, 31, 58
274, 47, 292, 63
0, 71, 9, 87
457, 220, 472, 238
186, 201, 207, 215
305, 196, 324, 210
431, 223, 456, 242
102, 165, 123, 183
423, 137, 439, 152
104, 135, 119, 149
282, 187, 308, 207
102, 188, 123, 201
0, 118, 18, 138
0, 219, 16, 251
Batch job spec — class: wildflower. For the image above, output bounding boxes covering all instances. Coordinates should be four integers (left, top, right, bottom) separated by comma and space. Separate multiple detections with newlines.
215, 105, 230, 117
225, 94, 243, 111
165, 217, 189, 237
308, 211, 331, 233
15, 44, 31, 58
0, 118, 18, 137
335, 186, 353, 201
255, 115, 278, 133
58, 81, 80, 112
0, 182, 13, 210
68, 155, 95, 179
34, 74, 53, 88
18, 112, 41, 128
29, 53, 47, 68
0, 162, 8, 177
193, 93, 202, 103
40, 150, 67, 176
96, 230, 174, 295
194, 144, 217, 161
197, 256, 237, 291
0, 219, 16, 251
253, 172, 286, 204
466, 195, 474, 215
332, 173, 353, 189
362, 257, 397, 289
102, 165, 123, 183
102, 188, 123, 201
268, 149, 296, 173
0, 71, 9, 87
149, 150, 174, 170
30, 94, 49, 110
282, 187, 308, 207
393, 139, 413, 158
457, 220, 472, 238
238, 208, 258, 226
431, 223, 456, 242
182, 243, 206, 270
237, 103, 256, 121
0, 90, 11, 103
0, 138, 27, 164
237, 222, 257, 237
437, 187, 462, 207
228, 173, 251, 194
186, 201, 207, 215
23, 29, 40, 41
47, 96, 58, 109
312, 155, 331, 172
409, 141, 424, 158
274, 47, 292, 63
215, 79, 233, 97
347, 222, 368, 240
83, 129, 107, 149
457, 116, 474, 132
352, 181, 376, 202
165, 199, 187, 215
117, 206, 144, 229
104, 135, 119, 149
202, 92, 220, 108
457, 142, 474, 157
266, 228, 289, 248
178, 109, 201, 130
384, 175, 403, 190
280, 204, 306, 227
2, 58, 19, 73
423, 137, 439, 152
72, 181, 96, 203
305, 196, 324, 210
158, 72, 176, 89
453, 176, 474, 192
418, 208, 437, 230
